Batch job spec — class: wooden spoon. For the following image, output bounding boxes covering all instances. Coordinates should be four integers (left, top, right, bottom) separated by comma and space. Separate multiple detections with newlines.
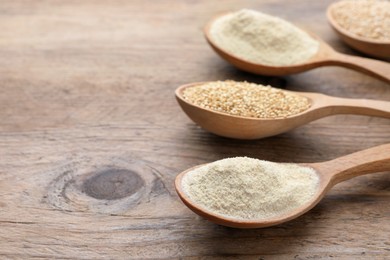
175, 143, 390, 228
176, 82, 390, 140
204, 13, 390, 83
327, 2, 390, 59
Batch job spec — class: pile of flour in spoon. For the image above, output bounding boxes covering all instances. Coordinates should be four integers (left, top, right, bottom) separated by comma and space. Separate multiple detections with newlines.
209, 9, 319, 66
181, 157, 319, 220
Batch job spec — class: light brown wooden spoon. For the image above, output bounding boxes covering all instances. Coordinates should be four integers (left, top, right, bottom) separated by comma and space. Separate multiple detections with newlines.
176, 82, 390, 140
204, 13, 390, 83
175, 143, 390, 228
327, 2, 390, 59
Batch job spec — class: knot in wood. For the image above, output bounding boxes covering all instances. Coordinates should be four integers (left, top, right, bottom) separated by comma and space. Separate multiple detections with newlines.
82, 169, 144, 200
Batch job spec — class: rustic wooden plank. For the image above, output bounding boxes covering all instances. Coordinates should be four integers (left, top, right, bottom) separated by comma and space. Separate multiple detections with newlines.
0, 0, 389, 258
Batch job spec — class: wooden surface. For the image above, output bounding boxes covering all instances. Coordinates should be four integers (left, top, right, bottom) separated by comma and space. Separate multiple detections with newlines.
0, 0, 389, 259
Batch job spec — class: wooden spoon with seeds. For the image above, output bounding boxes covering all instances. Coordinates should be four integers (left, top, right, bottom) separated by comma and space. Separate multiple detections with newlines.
204, 13, 390, 83
327, 2, 390, 59
175, 82, 390, 139
175, 143, 390, 228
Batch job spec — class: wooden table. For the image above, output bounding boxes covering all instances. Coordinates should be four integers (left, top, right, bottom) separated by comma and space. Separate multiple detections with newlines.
1, 0, 389, 258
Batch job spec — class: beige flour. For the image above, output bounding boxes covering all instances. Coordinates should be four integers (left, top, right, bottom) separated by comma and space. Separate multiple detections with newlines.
182, 157, 319, 220
210, 9, 319, 66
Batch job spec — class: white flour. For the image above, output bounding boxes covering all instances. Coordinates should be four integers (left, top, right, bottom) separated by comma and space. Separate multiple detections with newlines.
210, 9, 319, 66
182, 157, 319, 220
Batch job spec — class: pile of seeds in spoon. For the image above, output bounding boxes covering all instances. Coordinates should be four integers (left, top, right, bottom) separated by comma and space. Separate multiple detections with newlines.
182, 80, 311, 119
331, 0, 390, 41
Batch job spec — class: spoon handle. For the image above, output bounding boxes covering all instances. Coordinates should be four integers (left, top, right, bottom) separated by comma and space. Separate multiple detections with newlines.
312, 95, 390, 118
330, 53, 390, 83
312, 144, 390, 185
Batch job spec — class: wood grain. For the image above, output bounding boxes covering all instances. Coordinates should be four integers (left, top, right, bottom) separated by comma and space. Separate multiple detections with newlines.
0, 0, 389, 259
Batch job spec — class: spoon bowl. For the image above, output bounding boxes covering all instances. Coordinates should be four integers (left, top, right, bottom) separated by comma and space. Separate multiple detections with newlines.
327, 3, 390, 59
175, 144, 390, 228
175, 164, 327, 228
204, 12, 390, 83
204, 16, 332, 76
176, 82, 390, 139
